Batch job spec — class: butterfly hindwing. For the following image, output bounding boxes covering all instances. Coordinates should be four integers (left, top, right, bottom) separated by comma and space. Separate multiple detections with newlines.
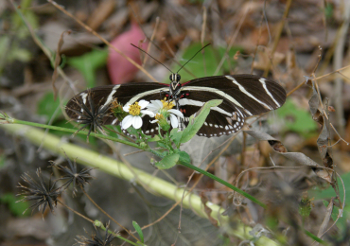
177, 89, 247, 136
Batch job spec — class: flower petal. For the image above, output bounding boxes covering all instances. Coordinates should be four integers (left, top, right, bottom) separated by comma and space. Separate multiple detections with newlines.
153, 100, 164, 109
138, 100, 149, 109
169, 114, 179, 128
132, 116, 143, 129
141, 110, 155, 117
146, 104, 160, 112
121, 115, 133, 129
123, 104, 131, 112
150, 119, 158, 124
169, 109, 184, 118
147, 100, 163, 112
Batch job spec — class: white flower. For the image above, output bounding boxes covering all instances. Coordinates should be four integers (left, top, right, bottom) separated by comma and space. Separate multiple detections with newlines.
121, 100, 154, 129
148, 99, 184, 128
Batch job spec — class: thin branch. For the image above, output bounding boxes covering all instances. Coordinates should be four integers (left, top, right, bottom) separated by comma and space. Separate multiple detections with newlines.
214, 6, 249, 75
263, 0, 293, 77
81, 188, 139, 241
332, 0, 350, 136
143, 17, 160, 66
58, 200, 94, 223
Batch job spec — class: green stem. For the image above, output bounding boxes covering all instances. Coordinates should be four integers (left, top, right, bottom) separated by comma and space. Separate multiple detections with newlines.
148, 146, 266, 208
12, 118, 142, 150
303, 229, 326, 244
115, 235, 141, 246
179, 160, 267, 209
97, 222, 143, 246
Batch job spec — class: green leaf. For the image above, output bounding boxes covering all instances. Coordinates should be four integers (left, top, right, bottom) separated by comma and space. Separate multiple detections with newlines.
126, 127, 139, 139
180, 99, 223, 143
156, 141, 168, 149
67, 49, 108, 88
312, 171, 350, 204
217, 46, 242, 72
155, 153, 180, 169
170, 128, 183, 146
170, 43, 242, 83
311, 171, 350, 233
0, 193, 30, 217
146, 135, 161, 142
37, 92, 62, 123
177, 150, 191, 164
103, 126, 120, 140
276, 99, 318, 135
132, 221, 144, 243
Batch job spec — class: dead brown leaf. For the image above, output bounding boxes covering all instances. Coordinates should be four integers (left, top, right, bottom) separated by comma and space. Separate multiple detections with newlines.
200, 192, 218, 227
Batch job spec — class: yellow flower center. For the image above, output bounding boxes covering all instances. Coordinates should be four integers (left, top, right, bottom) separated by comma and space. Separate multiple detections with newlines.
161, 99, 175, 110
129, 102, 141, 116
155, 113, 164, 120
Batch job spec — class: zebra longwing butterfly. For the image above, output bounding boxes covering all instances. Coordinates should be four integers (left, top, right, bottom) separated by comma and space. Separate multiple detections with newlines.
65, 73, 286, 137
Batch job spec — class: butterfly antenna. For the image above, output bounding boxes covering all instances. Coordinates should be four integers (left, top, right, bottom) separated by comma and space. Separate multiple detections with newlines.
130, 43, 173, 74
176, 43, 211, 73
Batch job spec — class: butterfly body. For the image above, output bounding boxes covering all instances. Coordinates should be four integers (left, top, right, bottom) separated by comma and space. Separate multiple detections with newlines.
65, 74, 286, 137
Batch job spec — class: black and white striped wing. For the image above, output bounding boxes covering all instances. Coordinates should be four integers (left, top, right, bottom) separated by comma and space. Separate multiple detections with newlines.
178, 74, 286, 137
65, 74, 286, 138
65, 83, 169, 127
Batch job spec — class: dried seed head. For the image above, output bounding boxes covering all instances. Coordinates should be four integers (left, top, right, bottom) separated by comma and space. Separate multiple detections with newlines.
17, 168, 62, 215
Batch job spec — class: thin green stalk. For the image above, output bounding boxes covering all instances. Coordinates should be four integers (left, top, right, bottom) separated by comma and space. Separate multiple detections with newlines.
12, 118, 141, 149
179, 160, 267, 209
94, 221, 143, 246
114, 235, 142, 246
148, 147, 266, 207
303, 229, 326, 244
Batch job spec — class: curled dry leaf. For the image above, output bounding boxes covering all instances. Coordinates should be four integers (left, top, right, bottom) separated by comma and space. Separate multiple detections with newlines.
307, 80, 334, 169
245, 130, 332, 183
200, 192, 218, 227
307, 79, 324, 125
328, 106, 335, 112
317, 198, 334, 238
314, 169, 332, 183
267, 140, 287, 153
246, 130, 318, 166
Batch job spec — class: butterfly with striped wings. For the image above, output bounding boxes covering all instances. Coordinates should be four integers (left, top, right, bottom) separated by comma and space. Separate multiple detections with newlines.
65, 73, 286, 138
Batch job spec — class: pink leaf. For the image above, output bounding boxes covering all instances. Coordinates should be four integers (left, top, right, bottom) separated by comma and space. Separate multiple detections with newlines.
107, 23, 148, 84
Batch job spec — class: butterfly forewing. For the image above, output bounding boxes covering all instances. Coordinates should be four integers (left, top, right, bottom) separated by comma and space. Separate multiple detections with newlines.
66, 83, 169, 125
